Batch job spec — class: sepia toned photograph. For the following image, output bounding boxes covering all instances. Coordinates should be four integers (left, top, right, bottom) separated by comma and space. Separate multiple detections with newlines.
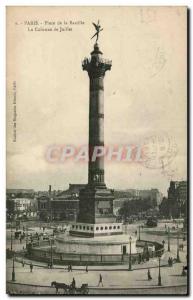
6, 6, 188, 295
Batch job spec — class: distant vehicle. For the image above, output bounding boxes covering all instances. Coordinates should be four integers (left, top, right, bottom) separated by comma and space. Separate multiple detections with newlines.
146, 217, 158, 227
15, 231, 22, 239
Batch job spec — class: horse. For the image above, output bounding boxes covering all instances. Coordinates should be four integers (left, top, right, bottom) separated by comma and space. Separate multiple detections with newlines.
51, 281, 69, 294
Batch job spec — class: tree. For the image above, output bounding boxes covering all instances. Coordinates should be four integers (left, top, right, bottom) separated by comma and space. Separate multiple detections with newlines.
119, 197, 153, 220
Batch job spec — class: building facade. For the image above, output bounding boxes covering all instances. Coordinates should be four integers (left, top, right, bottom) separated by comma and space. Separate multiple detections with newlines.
167, 181, 187, 218
6, 197, 38, 220
37, 184, 82, 221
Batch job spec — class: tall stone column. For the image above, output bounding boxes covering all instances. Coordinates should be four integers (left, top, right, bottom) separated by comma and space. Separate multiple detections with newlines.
78, 43, 115, 225
82, 43, 112, 188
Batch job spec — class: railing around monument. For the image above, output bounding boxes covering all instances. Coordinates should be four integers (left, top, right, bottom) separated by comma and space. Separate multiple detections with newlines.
82, 57, 112, 67
25, 239, 164, 265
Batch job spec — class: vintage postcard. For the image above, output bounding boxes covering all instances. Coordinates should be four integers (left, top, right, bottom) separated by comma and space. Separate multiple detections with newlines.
6, 6, 188, 295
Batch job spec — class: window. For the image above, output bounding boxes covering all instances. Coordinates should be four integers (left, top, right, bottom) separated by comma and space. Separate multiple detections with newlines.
91, 227, 93, 230
117, 226, 120, 229
76, 225, 78, 229
100, 227, 103, 230
113, 226, 116, 229
79, 226, 82, 229
96, 227, 99, 230
105, 226, 108, 230
83, 226, 85, 230
87, 226, 89, 230
109, 226, 112, 230
72, 225, 74, 229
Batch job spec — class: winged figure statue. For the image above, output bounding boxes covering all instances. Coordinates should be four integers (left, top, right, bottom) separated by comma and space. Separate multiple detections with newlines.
91, 20, 103, 43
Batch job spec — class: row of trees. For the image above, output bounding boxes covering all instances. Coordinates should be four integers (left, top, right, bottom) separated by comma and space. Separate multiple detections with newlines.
118, 197, 155, 219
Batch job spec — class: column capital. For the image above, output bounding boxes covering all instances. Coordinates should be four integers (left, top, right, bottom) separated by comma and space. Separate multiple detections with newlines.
82, 44, 112, 78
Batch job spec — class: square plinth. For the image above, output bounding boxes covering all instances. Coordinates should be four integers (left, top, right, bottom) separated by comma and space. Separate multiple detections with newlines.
70, 222, 123, 237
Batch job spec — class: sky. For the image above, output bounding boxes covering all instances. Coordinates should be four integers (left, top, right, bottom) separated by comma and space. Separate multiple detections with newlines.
6, 6, 187, 196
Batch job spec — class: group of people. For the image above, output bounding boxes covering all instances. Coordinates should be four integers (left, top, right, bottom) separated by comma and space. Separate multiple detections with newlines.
138, 252, 149, 264
179, 243, 184, 251
19, 235, 25, 244
47, 262, 53, 269
21, 260, 33, 272
67, 264, 73, 272
168, 257, 173, 267
67, 264, 88, 272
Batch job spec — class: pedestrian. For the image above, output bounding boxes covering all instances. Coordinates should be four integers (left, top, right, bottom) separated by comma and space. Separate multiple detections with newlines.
70, 264, 72, 272
98, 274, 103, 287
30, 263, 33, 272
168, 257, 171, 266
86, 264, 88, 273
71, 277, 76, 289
170, 257, 173, 267
181, 266, 186, 276
68, 264, 70, 272
138, 253, 142, 264
22, 260, 25, 267
146, 250, 150, 261
147, 269, 152, 280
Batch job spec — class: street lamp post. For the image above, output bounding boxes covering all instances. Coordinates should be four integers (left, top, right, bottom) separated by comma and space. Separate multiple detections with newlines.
167, 226, 170, 252
128, 236, 132, 271
12, 254, 15, 281
158, 257, 161, 286
50, 238, 53, 268
176, 230, 180, 263
26, 227, 28, 248
10, 223, 13, 252
138, 225, 141, 241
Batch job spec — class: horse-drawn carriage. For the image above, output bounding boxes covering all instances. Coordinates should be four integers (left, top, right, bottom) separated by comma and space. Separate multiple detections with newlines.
51, 281, 89, 295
